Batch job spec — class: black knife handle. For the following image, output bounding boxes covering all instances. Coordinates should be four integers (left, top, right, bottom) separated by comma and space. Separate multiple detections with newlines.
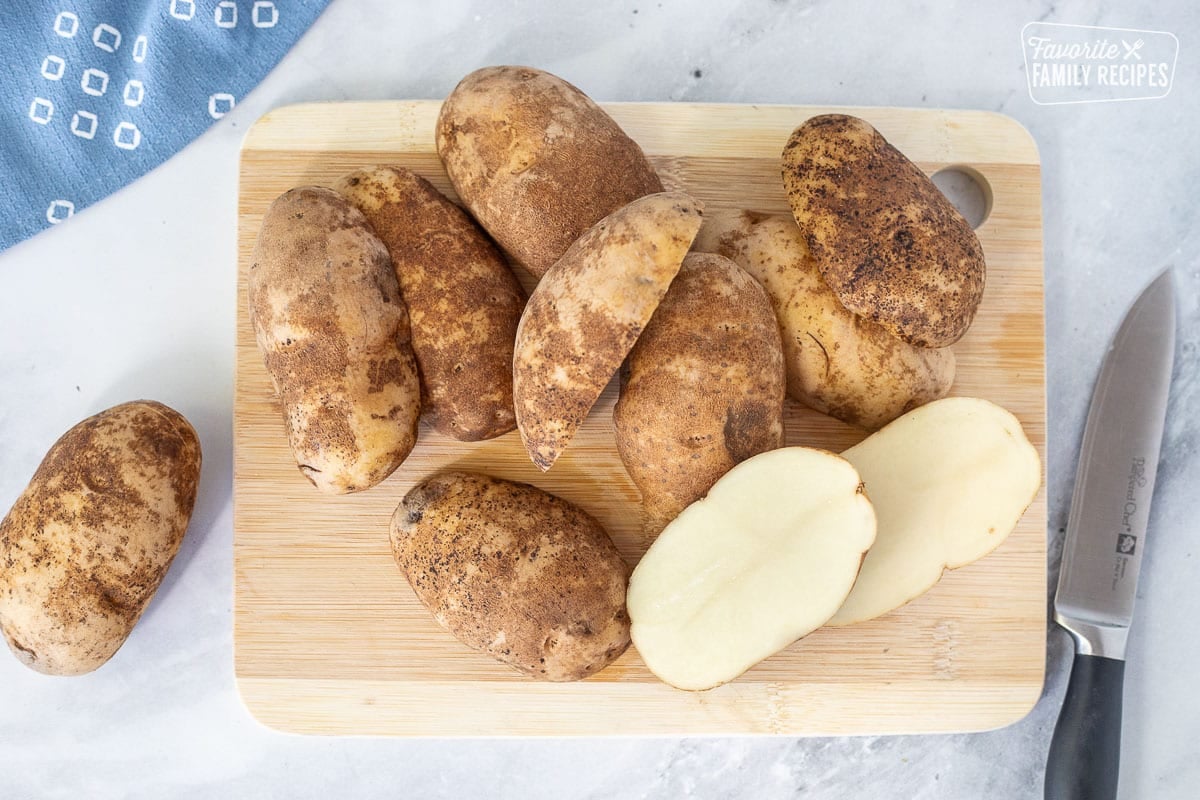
1045, 653, 1125, 800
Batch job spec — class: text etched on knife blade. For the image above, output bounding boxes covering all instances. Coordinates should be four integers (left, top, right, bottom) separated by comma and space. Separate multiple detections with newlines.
1113, 457, 1146, 590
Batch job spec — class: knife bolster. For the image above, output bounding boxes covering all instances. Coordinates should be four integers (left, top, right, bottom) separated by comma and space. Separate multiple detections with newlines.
1055, 613, 1129, 660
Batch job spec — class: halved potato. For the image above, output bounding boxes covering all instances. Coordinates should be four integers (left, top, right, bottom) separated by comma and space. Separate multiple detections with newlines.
513, 191, 703, 471
828, 397, 1042, 626
627, 447, 876, 691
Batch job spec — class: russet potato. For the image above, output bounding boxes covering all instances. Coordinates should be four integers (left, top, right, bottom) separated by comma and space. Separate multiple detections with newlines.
436, 65, 664, 279
782, 114, 986, 349
0, 401, 201, 676
614, 251, 785, 537
513, 191, 703, 471
249, 186, 421, 493
391, 472, 630, 681
335, 166, 525, 442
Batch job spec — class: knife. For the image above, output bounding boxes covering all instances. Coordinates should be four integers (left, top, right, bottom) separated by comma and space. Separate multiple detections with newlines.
1045, 269, 1176, 800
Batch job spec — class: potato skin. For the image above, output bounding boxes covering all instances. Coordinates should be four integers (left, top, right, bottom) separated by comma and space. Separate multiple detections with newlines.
391, 472, 631, 681
614, 252, 785, 537
249, 186, 421, 493
782, 114, 985, 348
513, 191, 704, 471
0, 401, 201, 676
695, 211, 955, 430
436, 65, 664, 279
335, 166, 525, 442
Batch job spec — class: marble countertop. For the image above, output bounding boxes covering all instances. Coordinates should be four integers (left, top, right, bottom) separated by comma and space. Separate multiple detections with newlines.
1, 1, 1197, 797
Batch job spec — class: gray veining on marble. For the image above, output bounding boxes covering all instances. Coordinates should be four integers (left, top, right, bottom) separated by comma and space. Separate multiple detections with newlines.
1, 1, 1197, 797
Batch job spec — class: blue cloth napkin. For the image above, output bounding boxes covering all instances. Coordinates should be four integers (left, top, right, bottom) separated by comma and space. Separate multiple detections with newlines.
1, 0, 330, 251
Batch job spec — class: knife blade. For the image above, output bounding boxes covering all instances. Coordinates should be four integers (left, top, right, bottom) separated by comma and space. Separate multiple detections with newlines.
1045, 268, 1176, 800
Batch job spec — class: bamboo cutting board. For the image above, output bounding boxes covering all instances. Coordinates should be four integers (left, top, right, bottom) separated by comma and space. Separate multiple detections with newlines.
235, 101, 1046, 736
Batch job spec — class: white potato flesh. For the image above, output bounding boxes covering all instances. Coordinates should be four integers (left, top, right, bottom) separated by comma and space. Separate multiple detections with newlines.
628, 447, 875, 690
828, 397, 1042, 626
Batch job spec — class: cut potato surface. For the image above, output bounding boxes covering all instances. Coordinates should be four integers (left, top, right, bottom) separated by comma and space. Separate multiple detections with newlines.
828, 397, 1042, 626
628, 447, 875, 691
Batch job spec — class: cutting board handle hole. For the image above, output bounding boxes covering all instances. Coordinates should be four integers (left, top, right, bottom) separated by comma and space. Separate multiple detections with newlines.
932, 166, 992, 229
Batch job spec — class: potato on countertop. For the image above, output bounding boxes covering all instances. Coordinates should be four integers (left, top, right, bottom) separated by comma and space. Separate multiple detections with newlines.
436, 65, 664, 279
782, 114, 985, 348
249, 186, 421, 493
391, 471, 631, 681
614, 251, 785, 538
695, 211, 955, 430
513, 191, 703, 471
0, 401, 202, 676
335, 166, 525, 442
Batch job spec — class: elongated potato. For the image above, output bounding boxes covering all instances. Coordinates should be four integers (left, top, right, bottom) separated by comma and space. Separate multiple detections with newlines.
628, 448, 875, 690
436, 65, 664, 279
249, 187, 421, 493
828, 397, 1042, 626
0, 402, 201, 676
782, 114, 985, 348
514, 191, 703, 471
695, 211, 955, 429
391, 472, 630, 681
614, 252, 785, 537
335, 166, 525, 441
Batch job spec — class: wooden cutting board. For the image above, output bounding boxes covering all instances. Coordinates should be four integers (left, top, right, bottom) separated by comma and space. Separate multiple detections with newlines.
235, 101, 1046, 736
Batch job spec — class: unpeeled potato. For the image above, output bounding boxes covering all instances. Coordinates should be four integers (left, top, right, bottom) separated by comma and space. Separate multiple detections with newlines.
335, 165, 525, 442
614, 251, 785, 537
436, 65, 664, 279
0, 402, 201, 676
695, 211, 955, 430
249, 187, 421, 493
782, 114, 985, 348
391, 471, 630, 681
513, 191, 703, 471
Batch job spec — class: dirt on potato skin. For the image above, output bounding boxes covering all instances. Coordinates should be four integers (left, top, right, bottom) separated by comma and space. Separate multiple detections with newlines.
249, 186, 420, 493
0, 401, 201, 676
391, 471, 630, 682
613, 252, 786, 538
512, 191, 703, 472
336, 166, 525, 442
436, 65, 664, 279
782, 114, 985, 349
